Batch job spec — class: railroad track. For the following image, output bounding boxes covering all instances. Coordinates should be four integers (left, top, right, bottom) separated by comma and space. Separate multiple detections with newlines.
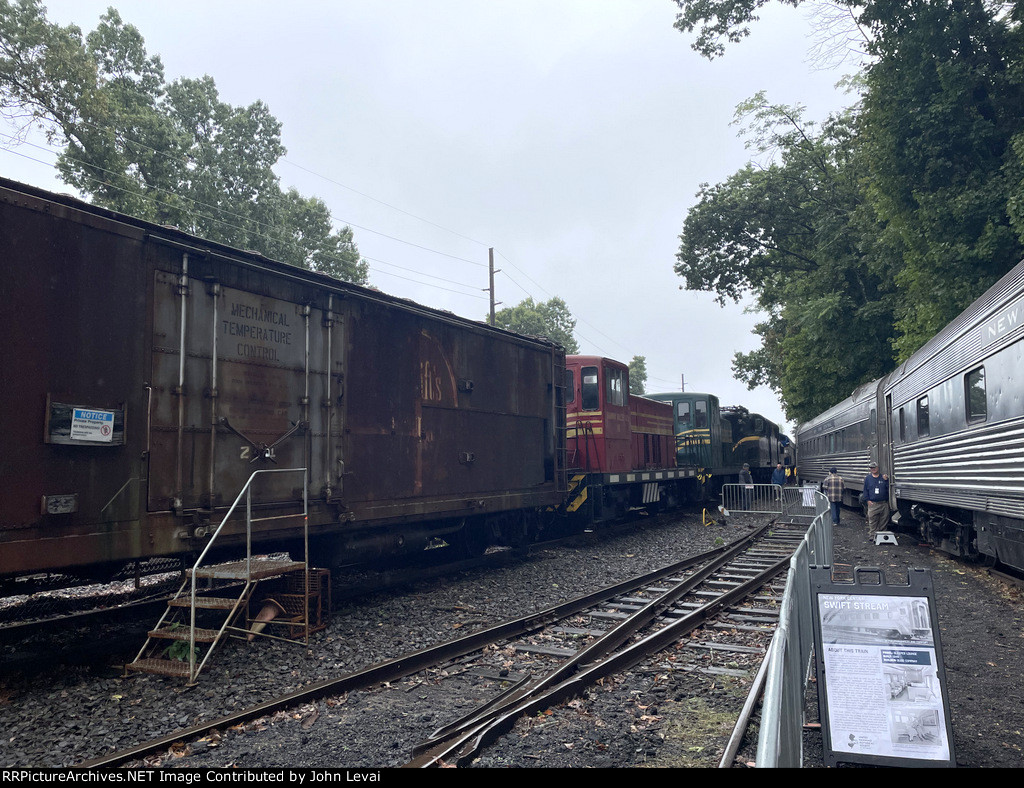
0, 515, 658, 661
0, 502, 682, 637
0, 551, 514, 675
80, 520, 804, 769
405, 522, 797, 767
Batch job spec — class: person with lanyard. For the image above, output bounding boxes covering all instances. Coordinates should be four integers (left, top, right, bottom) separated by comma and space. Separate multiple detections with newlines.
862, 461, 891, 537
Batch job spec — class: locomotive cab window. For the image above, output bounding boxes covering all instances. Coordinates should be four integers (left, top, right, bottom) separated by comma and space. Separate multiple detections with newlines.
566, 370, 575, 404
694, 400, 708, 429
676, 401, 692, 428
581, 367, 599, 410
605, 366, 625, 407
917, 396, 930, 437
966, 367, 987, 423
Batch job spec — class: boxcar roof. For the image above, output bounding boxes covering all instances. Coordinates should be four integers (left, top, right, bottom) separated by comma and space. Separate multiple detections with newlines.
0, 176, 563, 352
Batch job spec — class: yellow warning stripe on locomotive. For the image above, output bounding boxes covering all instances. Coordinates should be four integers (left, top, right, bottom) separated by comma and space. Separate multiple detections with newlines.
567, 426, 604, 438
565, 474, 589, 513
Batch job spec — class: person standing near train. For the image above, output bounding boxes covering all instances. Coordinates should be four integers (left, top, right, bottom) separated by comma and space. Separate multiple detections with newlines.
771, 462, 787, 487
739, 462, 754, 510
862, 462, 890, 536
823, 467, 844, 526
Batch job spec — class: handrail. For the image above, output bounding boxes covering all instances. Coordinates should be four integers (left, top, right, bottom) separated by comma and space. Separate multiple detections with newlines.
187, 467, 309, 682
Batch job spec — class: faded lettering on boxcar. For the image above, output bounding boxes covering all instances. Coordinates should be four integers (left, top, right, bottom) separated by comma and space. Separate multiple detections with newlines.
222, 298, 296, 362
418, 331, 457, 406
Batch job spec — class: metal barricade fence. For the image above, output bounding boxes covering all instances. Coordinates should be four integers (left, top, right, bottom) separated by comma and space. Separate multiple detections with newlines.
754, 489, 833, 768
781, 484, 829, 521
720, 483, 783, 515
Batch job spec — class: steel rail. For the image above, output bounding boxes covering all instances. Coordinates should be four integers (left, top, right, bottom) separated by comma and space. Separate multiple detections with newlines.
78, 536, 739, 768
415, 523, 773, 749
719, 649, 772, 767
406, 540, 793, 767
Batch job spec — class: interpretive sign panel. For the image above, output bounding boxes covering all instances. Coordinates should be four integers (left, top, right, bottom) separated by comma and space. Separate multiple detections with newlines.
809, 566, 956, 768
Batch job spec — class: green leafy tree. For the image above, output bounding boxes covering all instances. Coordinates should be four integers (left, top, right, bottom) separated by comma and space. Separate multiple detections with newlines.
628, 356, 648, 395
677, 97, 898, 421
671, 0, 803, 59
671, 0, 1024, 419
856, 0, 1024, 356
0, 0, 368, 283
490, 296, 580, 353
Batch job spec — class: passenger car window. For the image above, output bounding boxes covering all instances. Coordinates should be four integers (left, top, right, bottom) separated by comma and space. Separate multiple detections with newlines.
966, 367, 986, 423
917, 396, 930, 437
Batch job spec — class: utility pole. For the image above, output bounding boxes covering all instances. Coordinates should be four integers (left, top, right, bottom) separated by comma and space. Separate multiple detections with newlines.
681, 374, 685, 392
486, 247, 501, 325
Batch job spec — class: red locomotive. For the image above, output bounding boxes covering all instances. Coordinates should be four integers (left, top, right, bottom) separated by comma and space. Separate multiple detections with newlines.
564, 356, 698, 520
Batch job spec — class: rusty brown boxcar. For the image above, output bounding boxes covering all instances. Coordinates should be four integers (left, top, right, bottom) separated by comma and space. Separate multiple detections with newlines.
0, 178, 567, 579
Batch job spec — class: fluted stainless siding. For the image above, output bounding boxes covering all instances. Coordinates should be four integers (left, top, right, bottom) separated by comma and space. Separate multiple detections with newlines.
893, 416, 1024, 519
795, 452, 872, 488
888, 264, 1024, 405
801, 260, 1024, 525
796, 382, 876, 487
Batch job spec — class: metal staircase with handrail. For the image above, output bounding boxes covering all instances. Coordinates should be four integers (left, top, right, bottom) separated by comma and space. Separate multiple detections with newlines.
126, 468, 311, 684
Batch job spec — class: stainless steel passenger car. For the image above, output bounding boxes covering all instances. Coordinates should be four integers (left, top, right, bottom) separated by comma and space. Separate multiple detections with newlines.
884, 261, 1024, 569
0, 178, 567, 579
795, 379, 880, 506
798, 259, 1024, 570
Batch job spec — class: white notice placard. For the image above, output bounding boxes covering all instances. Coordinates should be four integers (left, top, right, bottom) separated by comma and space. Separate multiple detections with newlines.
70, 407, 115, 443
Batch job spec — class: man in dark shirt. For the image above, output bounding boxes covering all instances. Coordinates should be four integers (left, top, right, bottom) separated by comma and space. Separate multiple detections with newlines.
862, 462, 890, 536
738, 463, 754, 510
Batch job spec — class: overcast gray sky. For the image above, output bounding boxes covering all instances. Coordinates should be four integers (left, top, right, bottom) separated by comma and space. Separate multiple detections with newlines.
1, 1, 857, 434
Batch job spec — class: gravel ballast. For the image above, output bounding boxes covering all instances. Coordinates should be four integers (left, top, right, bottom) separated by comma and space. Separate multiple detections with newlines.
1, 505, 1021, 768
0, 511, 733, 767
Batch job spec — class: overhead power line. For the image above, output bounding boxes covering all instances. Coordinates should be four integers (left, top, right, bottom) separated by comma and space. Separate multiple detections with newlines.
282, 158, 491, 249
1, 124, 626, 358
0, 140, 489, 301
